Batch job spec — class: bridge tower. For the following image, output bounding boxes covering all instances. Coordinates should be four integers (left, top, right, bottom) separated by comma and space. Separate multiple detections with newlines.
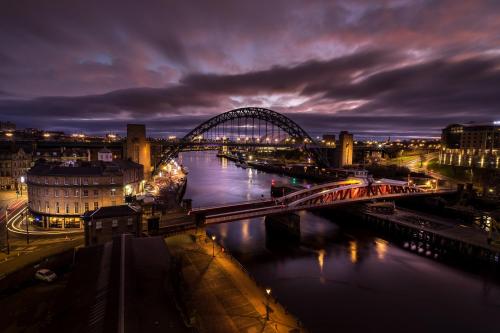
336, 131, 353, 167
126, 124, 151, 179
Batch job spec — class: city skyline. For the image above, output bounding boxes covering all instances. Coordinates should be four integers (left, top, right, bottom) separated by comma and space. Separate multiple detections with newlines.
1, 0, 500, 138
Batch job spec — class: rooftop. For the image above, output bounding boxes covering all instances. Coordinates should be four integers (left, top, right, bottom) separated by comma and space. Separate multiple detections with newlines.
82, 204, 141, 219
27, 159, 143, 177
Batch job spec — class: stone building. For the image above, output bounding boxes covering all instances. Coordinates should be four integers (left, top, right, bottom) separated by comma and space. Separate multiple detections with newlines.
27, 158, 143, 229
83, 204, 142, 246
335, 131, 354, 167
0, 144, 33, 190
125, 124, 151, 179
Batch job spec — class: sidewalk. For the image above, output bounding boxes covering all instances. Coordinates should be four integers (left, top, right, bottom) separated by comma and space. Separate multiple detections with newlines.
166, 233, 304, 333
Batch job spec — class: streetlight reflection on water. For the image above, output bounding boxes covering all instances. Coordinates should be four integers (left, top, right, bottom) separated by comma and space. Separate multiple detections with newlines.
349, 241, 358, 264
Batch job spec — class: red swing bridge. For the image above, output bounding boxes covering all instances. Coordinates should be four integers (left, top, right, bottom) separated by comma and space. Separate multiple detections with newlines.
189, 177, 455, 225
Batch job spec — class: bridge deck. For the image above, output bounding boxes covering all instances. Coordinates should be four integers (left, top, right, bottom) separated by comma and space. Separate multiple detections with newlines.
194, 189, 455, 225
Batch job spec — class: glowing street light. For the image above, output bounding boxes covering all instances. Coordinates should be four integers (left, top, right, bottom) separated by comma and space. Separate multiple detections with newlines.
211, 235, 216, 257
265, 288, 272, 320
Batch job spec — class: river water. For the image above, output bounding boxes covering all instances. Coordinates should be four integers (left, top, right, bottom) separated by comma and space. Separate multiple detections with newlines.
180, 151, 500, 333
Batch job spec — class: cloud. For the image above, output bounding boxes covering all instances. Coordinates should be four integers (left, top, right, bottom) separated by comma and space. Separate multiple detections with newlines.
1, 0, 500, 137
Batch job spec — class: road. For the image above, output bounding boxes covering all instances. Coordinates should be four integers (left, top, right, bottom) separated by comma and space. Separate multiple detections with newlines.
1, 203, 83, 276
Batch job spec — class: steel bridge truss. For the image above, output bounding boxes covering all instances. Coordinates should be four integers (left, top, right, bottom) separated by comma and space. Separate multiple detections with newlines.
158, 107, 327, 170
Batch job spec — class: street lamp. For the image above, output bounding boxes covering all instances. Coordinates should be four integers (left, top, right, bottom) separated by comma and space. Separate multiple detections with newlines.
265, 288, 271, 320
211, 235, 216, 257
20, 176, 25, 196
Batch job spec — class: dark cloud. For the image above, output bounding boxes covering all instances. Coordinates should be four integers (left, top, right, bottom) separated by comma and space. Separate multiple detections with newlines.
1, 0, 500, 137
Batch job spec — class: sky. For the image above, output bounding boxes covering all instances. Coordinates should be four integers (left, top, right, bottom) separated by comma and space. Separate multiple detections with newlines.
1, 0, 500, 139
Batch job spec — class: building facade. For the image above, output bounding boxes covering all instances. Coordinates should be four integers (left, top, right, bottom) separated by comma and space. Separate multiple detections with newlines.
83, 205, 142, 246
126, 124, 151, 179
27, 159, 144, 229
0, 144, 33, 190
440, 123, 500, 169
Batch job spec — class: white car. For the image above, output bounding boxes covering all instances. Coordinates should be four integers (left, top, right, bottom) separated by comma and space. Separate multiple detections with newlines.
35, 269, 57, 282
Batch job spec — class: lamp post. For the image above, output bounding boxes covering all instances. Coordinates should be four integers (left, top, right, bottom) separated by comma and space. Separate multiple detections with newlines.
265, 288, 271, 321
20, 176, 25, 196
211, 235, 216, 257
25, 205, 30, 245
5, 206, 10, 255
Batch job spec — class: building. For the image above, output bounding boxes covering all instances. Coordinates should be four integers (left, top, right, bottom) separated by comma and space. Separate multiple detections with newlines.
0, 144, 33, 190
26, 158, 144, 229
440, 122, 500, 168
83, 204, 142, 246
47, 235, 188, 332
322, 134, 336, 146
0, 121, 16, 131
336, 131, 354, 167
126, 124, 151, 179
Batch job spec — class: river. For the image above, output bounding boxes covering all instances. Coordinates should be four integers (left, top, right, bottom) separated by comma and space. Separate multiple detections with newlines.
180, 151, 500, 333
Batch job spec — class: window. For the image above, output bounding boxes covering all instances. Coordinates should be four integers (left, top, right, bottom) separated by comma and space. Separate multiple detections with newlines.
93, 190, 99, 196
93, 178, 99, 185
110, 189, 116, 196
55, 202, 60, 213
84, 202, 89, 212
127, 217, 133, 226
112, 219, 118, 228
64, 189, 69, 197
73, 178, 78, 185
96, 221, 102, 229
44, 177, 48, 184
65, 203, 70, 214
64, 177, 68, 185
83, 178, 88, 185
54, 189, 59, 197
94, 202, 99, 210
110, 177, 115, 184
83, 190, 88, 197
74, 189, 79, 197
74, 202, 79, 214
55, 178, 59, 185
45, 201, 49, 213
45, 189, 49, 196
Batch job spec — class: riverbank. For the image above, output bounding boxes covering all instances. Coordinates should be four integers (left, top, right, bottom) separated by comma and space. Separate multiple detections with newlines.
165, 232, 305, 333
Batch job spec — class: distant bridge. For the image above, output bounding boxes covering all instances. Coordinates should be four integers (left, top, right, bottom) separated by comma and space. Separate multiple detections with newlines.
190, 177, 455, 225
157, 107, 328, 172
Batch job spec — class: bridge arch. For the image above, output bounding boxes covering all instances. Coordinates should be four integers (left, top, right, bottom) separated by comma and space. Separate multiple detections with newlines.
158, 107, 326, 170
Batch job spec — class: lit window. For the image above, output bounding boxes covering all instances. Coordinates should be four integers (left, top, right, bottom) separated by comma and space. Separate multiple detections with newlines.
83, 190, 88, 197
94, 202, 99, 210
112, 219, 118, 228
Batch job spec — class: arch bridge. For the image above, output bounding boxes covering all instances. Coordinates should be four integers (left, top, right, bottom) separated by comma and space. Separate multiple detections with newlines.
189, 178, 454, 225
157, 107, 328, 171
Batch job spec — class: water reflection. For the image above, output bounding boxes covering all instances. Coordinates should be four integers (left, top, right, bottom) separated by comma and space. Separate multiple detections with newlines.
375, 238, 388, 260
349, 241, 357, 264
241, 220, 250, 241
182, 151, 500, 333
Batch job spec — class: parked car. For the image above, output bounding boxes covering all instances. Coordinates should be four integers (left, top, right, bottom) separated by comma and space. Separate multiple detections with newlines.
35, 269, 57, 282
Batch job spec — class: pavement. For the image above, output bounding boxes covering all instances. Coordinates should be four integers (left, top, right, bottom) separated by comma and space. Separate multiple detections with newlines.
165, 233, 304, 333
0, 190, 25, 210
